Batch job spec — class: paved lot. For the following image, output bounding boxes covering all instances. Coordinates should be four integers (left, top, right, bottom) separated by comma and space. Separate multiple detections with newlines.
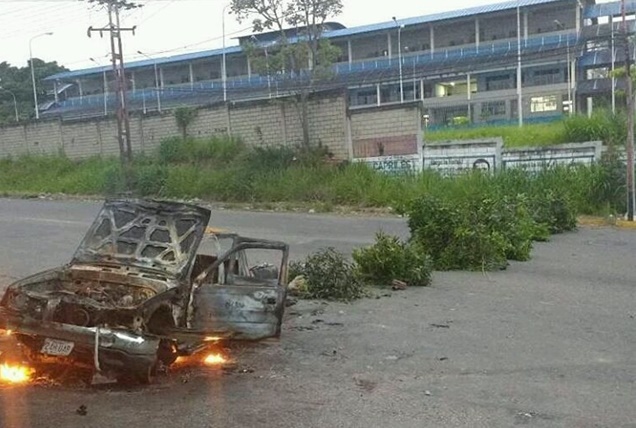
0, 198, 634, 428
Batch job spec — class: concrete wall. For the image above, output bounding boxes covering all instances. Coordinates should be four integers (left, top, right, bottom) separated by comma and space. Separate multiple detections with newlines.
0, 91, 350, 160
423, 139, 503, 176
353, 153, 423, 174
349, 101, 423, 159
352, 139, 602, 176
502, 141, 603, 172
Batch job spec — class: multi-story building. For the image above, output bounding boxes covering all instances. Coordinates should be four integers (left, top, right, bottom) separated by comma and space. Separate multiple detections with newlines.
41, 0, 634, 127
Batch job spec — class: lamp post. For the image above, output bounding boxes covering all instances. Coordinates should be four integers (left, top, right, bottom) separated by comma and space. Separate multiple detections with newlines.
29, 32, 53, 120
516, 3, 523, 127
0, 87, 19, 122
89, 57, 109, 116
392, 17, 404, 103
222, 4, 231, 103
137, 51, 161, 113
554, 20, 572, 115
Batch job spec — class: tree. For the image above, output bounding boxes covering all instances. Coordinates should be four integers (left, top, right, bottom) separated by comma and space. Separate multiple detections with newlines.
174, 107, 198, 140
231, 0, 343, 148
0, 60, 68, 124
83, 0, 140, 10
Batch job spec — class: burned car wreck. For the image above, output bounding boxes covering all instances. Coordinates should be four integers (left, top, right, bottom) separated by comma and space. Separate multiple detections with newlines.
0, 199, 289, 383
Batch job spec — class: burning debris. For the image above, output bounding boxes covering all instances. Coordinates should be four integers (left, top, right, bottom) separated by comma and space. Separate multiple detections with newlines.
0, 363, 33, 384
0, 199, 290, 385
203, 353, 227, 366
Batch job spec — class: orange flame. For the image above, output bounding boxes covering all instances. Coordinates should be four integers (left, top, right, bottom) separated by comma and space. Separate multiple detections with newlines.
203, 353, 227, 366
0, 363, 33, 384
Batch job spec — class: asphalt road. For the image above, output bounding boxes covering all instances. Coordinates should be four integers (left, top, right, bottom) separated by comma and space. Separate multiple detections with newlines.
0, 198, 635, 428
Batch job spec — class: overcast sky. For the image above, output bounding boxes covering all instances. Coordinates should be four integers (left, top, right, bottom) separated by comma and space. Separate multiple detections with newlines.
0, 0, 605, 70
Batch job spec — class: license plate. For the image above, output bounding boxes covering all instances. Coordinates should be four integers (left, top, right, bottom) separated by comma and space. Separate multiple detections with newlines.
41, 338, 74, 356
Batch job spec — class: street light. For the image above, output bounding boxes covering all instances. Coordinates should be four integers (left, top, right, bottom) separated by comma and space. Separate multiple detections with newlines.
29, 32, 53, 120
222, 4, 231, 103
89, 56, 109, 116
137, 51, 161, 113
0, 87, 19, 122
392, 17, 404, 103
554, 20, 573, 116
516, 3, 523, 127
251, 35, 272, 99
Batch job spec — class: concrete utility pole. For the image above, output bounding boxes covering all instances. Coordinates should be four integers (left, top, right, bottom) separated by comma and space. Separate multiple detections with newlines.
622, 0, 635, 221
88, 1, 136, 184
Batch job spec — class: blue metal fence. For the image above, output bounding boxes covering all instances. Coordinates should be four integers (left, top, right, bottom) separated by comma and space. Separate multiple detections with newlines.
45, 32, 580, 118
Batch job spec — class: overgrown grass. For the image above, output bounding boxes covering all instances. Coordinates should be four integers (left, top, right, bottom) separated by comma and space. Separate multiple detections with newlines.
426, 110, 629, 147
426, 121, 567, 147
0, 135, 625, 217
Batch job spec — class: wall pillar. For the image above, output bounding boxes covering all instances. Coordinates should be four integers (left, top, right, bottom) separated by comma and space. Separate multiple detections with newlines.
475, 18, 480, 47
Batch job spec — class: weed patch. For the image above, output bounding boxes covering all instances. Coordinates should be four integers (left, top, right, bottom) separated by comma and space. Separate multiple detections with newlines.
353, 232, 433, 287
289, 248, 366, 301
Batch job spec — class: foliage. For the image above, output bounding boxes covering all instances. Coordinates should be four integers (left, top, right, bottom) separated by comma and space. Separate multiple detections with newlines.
82, 0, 141, 10
288, 248, 365, 301
0, 60, 68, 124
407, 194, 509, 271
562, 110, 626, 146
352, 232, 433, 287
425, 121, 564, 147
158, 136, 243, 165
426, 111, 629, 147
174, 107, 199, 139
0, 137, 624, 221
400, 166, 590, 272
231, 0, 343, 147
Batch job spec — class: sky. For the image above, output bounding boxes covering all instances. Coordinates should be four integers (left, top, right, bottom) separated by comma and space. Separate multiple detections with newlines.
0, 0, 607, 70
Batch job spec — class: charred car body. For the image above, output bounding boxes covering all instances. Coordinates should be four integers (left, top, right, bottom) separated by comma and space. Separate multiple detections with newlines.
0, 199, 289, 382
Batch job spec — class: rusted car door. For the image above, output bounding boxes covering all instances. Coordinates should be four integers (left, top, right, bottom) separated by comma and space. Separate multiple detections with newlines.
189, 238, 289, 340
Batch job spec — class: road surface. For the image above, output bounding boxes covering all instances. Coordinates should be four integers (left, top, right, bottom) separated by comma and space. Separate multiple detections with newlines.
0, 198, 634, 428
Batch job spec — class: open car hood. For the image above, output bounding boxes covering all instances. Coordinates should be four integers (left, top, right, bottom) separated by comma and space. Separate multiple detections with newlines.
72, 199, 211, 281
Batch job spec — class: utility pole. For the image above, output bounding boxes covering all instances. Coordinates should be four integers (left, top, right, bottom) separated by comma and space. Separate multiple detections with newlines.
622, 0, 635, 221
88, 1, 136, 187
516, 3, 523, 127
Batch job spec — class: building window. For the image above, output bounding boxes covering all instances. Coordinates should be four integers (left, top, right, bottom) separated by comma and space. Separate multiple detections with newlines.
486, 74, 512, 91
530, 95, 558, 113
483, 101, 506, 116
349, 87, 377, 106
531, 68, 562, 86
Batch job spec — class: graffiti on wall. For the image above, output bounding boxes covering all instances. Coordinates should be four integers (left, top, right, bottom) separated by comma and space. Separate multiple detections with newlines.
354, 154, 423, 174
422, 139, 503, 176
354, 140, 605, 176
502, 142, 603, 173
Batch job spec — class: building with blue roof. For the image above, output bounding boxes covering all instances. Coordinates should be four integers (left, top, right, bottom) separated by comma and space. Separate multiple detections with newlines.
40, 0, 635, 125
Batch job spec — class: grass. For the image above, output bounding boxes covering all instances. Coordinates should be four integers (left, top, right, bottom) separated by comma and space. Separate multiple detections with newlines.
426, 121, 567, 147
425, 110, 629, 148
0, 135, 625, 218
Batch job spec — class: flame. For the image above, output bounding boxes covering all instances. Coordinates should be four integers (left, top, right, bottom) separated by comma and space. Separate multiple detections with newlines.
203, 336, 221, 342
0, 363, 33, 384
203, 353, 227, 366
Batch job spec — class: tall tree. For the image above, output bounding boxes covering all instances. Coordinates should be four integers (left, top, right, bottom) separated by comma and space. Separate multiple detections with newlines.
231, 0, 343, 148
0, 60, 68, 124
